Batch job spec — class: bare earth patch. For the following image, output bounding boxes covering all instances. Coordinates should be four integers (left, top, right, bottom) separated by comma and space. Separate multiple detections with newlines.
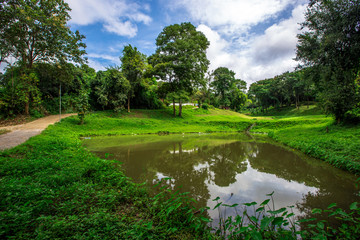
0, 113, 76, 151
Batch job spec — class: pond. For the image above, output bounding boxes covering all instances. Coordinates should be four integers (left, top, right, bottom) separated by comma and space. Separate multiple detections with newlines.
83, 133, 359, 227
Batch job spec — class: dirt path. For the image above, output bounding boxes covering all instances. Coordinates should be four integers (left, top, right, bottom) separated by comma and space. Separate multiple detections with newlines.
0, 114, 76, 151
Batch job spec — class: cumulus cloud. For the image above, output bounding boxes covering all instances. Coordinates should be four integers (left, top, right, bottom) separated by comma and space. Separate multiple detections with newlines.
197, 4, 307, 85
66, 0, 152, 37
87, 53, 121, 71
168, 0, 297, 34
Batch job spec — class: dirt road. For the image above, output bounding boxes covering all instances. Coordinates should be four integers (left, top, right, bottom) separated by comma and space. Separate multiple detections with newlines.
0, 114, 76, 151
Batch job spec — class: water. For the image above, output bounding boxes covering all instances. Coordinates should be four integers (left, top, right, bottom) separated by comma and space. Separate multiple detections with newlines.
83, 133, 359, 227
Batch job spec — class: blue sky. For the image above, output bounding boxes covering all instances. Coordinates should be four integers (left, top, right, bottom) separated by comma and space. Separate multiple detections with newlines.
66, 0, 309, 85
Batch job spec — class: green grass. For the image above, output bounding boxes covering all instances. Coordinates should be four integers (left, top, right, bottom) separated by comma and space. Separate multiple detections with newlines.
250, 104, 325, 118
249, 105, 360, 173
0, 105, 359, 239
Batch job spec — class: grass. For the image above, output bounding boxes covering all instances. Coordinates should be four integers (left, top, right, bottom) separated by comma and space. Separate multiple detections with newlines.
0, 129, 10, 135
0, 105, 359, 239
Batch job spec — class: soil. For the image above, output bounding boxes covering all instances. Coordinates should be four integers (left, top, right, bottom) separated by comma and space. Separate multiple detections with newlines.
0, 113, 76, 151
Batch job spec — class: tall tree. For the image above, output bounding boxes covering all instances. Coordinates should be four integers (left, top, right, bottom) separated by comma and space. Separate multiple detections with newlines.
296, 0, 360, 123
120, 44, 147, 113
1, 0, 86, 114
94, 67, 130, 112
150, 22, 209, 117
211, 67, 236, 108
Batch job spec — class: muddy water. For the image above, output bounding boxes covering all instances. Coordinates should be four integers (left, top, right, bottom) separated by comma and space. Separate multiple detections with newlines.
83, 133, 359, 226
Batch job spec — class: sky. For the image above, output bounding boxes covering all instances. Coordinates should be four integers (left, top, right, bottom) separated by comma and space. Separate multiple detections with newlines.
65, 0, 309, 86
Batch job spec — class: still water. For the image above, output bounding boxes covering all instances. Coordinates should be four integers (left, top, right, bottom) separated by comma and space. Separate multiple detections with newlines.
83, 133, 359, 226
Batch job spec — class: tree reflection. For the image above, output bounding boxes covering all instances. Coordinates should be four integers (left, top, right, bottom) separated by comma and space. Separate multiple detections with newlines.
89, 134, 359, 227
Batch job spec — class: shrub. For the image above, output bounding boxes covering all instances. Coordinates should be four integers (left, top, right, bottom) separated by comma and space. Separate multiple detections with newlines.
344, 108, 360, 124
202, 103, 209, 110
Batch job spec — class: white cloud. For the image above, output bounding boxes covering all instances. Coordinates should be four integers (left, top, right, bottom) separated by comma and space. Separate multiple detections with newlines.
168, 0, 297, 34
87, 53, 121, 71
66, 0, 152, 37
87, 53, 120, 63
196, 4, 307, 85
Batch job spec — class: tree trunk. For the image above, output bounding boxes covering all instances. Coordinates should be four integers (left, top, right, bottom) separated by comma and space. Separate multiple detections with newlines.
178, 98, 182, 117
24, 91, 30, 115
173, 99, 176, 116
307, 94, 310, 109
25, 101, 30, 115
297, 95, 300, 110
127, 96, 130, 113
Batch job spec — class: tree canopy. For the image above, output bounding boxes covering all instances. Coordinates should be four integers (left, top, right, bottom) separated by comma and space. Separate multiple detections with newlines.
1, 0, 86, 69
150, 22, 210, 116
296, 0, 360, 123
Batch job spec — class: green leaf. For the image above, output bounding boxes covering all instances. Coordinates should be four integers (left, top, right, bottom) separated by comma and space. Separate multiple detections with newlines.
317, 222, 325, 230
212, 196, 220, 201
272, 217, 284, 226
266, 191, 274, 196
268, 207, 286, 215
250, 231, 263, 240
312, 208, 322, 214
256, 207, 265, 212
350, 202, 358, 210
260, 217, 272, 230
199, 216, 211, 223
244, 201, 257, 207
260, 199, 270, 206
213, 202, 222, 210
327, 203, 337, 209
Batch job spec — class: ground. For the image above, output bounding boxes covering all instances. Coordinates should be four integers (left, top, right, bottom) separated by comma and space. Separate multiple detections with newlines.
0, 113, 76, 150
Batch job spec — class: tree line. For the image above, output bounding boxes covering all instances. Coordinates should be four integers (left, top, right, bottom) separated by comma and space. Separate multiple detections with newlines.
1, 0, 359, 124
0, 1, 249, 120
248, 69, 316, 113
249, 0, 359, 123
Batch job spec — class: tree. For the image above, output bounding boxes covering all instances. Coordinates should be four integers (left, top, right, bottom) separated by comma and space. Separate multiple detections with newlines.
296, 0, 360, 123
211, 67, 234, 108
211, 67, 247, 110
1, 0, 86, 114
150, 22, 209, 117
94, 67, 130, 112
120, 44, 147, 113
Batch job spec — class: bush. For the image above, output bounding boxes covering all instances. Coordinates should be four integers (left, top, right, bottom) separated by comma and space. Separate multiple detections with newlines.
344, 108, 360, 124
202, 103, 209, 110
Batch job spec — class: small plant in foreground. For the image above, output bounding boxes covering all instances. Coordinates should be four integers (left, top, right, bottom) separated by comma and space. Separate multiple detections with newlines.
149, 178, 212, 238
213, 192, 298, 239
211, 192, 360, 240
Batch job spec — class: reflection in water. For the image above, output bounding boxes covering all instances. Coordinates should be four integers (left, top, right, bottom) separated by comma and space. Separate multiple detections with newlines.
83, 133, 359, 227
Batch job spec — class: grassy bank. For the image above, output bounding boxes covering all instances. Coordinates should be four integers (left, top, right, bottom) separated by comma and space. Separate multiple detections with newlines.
1, 106, 359, 239
249, 106, 360, 174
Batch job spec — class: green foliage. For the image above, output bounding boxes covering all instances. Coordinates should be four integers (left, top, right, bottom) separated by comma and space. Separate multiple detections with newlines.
248, 70, 315, 113
213, 193, 299, 239
202, 103, 209, 110
120, 44, 148, 112
1, 0, 86, 69
344, 108, 360, 124
1, 107, 359, 238
296, 0, 360, 122
0, 67, 41, 117
75, 89, 90, 125
212, 193, 360, 240
250, 108, 360, 174
150, 22, 210, 116
299, 202, 360, 239
211, 67, 247, 111
93, 67, 131, 112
